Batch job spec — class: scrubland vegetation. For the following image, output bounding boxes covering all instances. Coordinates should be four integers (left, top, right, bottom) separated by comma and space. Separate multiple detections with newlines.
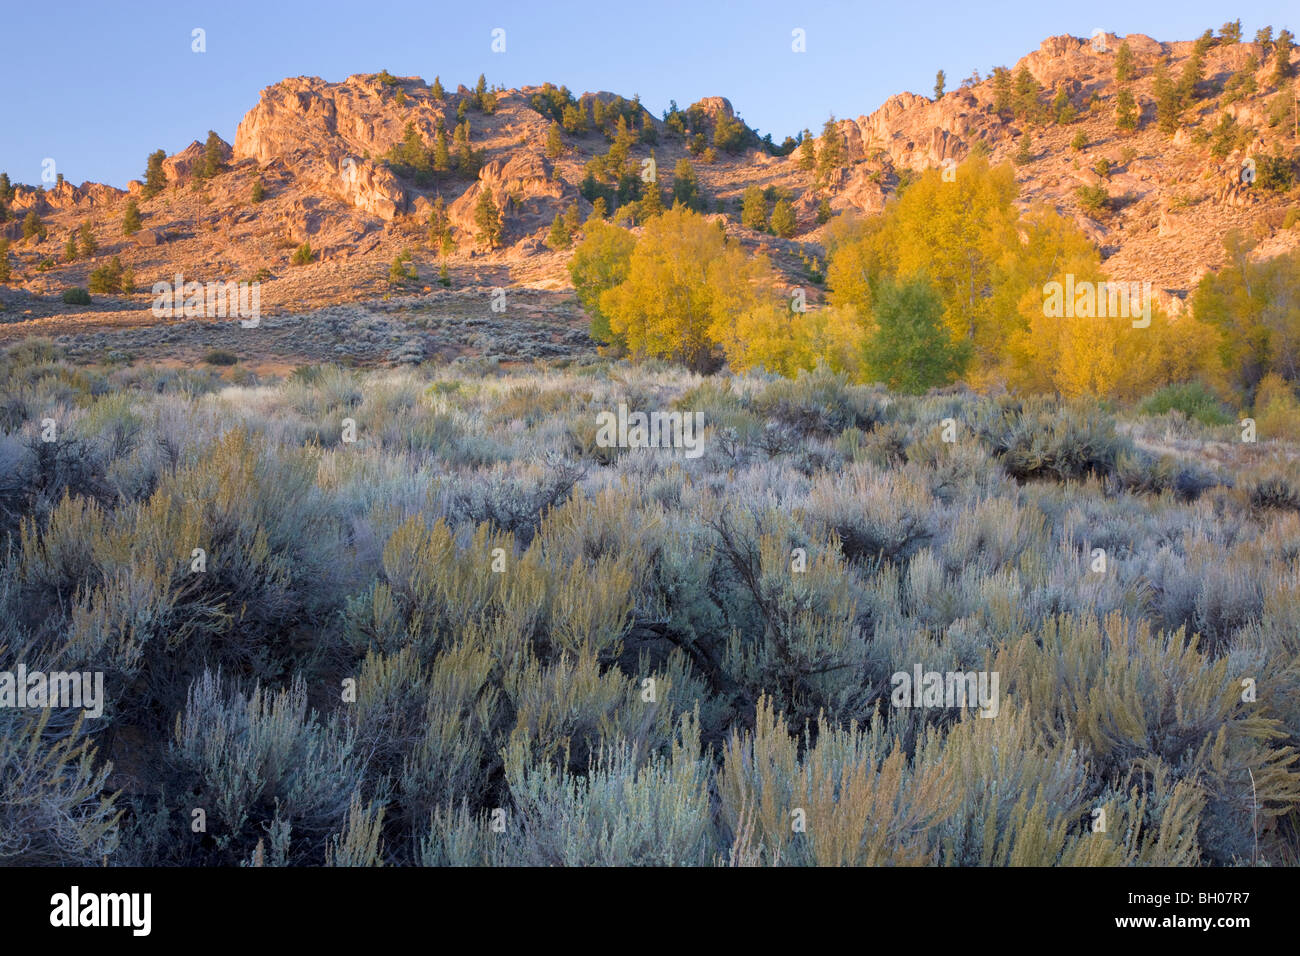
2, 338, 1299, 866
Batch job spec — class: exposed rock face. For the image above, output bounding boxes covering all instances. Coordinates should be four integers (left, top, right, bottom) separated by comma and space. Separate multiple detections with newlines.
6, 180, 125, 214
163, 138, 232, 184
448, 153, 569, 247
234, 76, 410, 221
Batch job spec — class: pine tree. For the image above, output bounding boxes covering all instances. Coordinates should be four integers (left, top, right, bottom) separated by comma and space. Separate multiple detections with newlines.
1275, 30, 1296, 85
992, 67, 1013, 114
816, 197, 833, 224
546, 121, 564, 159
474, 189, 502, 249
1051, 88, 1077, 124
431, 76, 445, 100
587, 196, 607, 222
199, 130, 224, 180
1115, 41, 1136, 83
770, 198, 797, 238
433, 122, 451, 173
1177, 50, 1205, 105
817, 117, 843, 184
427, 195, 452, 252
64, 234, 78, 262
1115, 88, 1139, 131
1013, 133, 1034, 165
251, 180, 266, 203
1220, 20, 1242, 44
546, 213, 572, 250
0, 238, 9, 283
0, 172, 11, 200
798, 130, 816, 172
934, 70, 946, 99
22, 210, 45, 240
1256, 27, 1274, 56
122, 199, 142, 235
741, 186, 768, 231
671, 158, 701, 210
143, 149, 167, 198
1153, 61, 1183, 134
641, 162, 664, 218
78, 221, 97, 257
454, 121, 475, 175
1012, 66, 1043, 122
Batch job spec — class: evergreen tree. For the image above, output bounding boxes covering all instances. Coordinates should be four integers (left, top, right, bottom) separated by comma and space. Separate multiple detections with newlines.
816, 196, 833, 224
200, 130, 225, 179
0, 238, 9, 283
454, 121, 476, 175
1275, 29, 1296, 85
770, 198, 797, 238
427, 196, 452, 253
433, 122, 451, 173
817, 117, 843, 184
22, 210, 45, 240
1177, 49, 1205, 105
122, 199, 142, 235
1013, 133, 1034, 165
545, 121, 564, 159
1153, 61, 1183, 134
78, 221, 97, 257
0, 172, 11, 200
991, 67, 1013, 114
546, 212, 572, 250
798, 130, 816, 172
712, 112, 746, 152
431, 76, 445, 100
587, 196, 607, 222
640, 162, 664, 218
671, 158, 702, 210
1012, 66, 1043, 121
1115, 88, 1139, 131
1115, 41, 1136, 83
1051, 87, 1077, 124
64, 233, 77, 262
1220, 20, 1242, 44
474, 188, 502, 249
251, 180, 266, 203
143, 149, 167, 198
740, 186, 768, 231
934, 70, 946, 99
1256, 27, 1274, 56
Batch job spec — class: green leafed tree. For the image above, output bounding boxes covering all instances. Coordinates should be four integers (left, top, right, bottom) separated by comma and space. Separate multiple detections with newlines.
567, 219, 636, 345
862, 275, 970, 393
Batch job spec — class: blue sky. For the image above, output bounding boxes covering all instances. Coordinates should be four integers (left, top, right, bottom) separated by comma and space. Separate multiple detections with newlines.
3, 0, 1294, 188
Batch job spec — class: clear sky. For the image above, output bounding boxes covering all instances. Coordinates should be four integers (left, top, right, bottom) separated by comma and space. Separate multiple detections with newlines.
3, 0, 1294, 188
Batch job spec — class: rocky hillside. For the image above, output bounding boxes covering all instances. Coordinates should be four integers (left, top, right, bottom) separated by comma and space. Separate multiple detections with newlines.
1, 29, 1297, 346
